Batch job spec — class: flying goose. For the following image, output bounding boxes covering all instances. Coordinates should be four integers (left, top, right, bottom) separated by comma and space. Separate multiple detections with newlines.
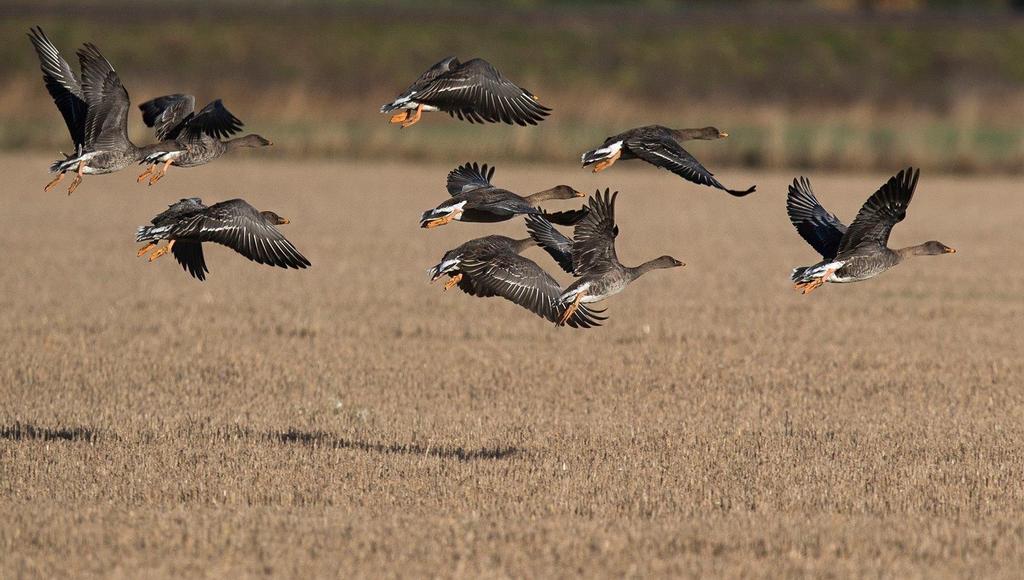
136, 94, 272, 185
420, 162, 587, 228
530, 189, 685, 326
580, 125, 755, 197
27, 27, 162, 194
428, 234, 604, 329
136, 198, 310, 281
787, 167, 955, 294
381, 57, 550, 127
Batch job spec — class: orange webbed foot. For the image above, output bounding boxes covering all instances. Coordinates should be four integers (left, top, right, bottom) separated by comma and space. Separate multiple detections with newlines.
443, 273, 463, 291
592, 150, 621, 173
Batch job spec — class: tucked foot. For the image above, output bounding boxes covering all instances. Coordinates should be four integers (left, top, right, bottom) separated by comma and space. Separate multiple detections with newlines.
137, 242, 156, 257
443, 273, 463, 291
66, 159, 86, 195
557, 291, 586, 326
148, 240, 176, 262
137, 165, 155, 183
795, 268, 835, 295
423, 213, 458, 229
149, 159, 173, 186
592, 150, 621, 173
44, 173, 65, 192
400, 104, 423, 128
67, 175, 82, 195
389, 110, 410, 124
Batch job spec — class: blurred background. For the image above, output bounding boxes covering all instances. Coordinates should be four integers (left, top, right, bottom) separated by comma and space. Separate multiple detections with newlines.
4, 0, 1024, 174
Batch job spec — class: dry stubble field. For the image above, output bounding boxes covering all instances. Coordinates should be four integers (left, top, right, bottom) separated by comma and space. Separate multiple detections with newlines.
1, 153, 1023, 578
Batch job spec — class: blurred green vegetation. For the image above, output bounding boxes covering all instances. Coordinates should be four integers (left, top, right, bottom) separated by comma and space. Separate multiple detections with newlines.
3, 1, 1024, 172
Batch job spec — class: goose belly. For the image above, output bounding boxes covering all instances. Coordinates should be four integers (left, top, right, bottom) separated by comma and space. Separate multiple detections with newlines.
579, 278, 628, 302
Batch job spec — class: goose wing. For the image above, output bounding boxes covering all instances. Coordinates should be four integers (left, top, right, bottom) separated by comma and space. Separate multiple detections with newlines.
27, 27, 87, 148
416, 58, 550, 126
76, 43, 131, 151
459, 253, 604, 328
837, 167, 919, 258
138, 94, 195, 140
625, 135, 755, 197
786, 176, 847, 260
525, 214, 575, 274
177, 100, 244, 143
170, 241, 209, 281
168, 199, 311, 270
571, 189, 620, 274
446, 162, 495, 195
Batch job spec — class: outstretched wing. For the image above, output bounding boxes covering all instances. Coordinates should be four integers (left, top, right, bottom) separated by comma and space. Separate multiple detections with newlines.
786, 176, 847, 260
571, 189, 620, 274
416, 58, 551, 126
459, 253, 604, 328
169, 199, 310, 270
27, 27, 87, 147
525, 214, 575, 274
77, 42, 131, 151
837, 167, 919, 257
171, 241, 209, 281
626, 136, 755, 197
138, 93, 196, 140
177, 100, 244, 142
446, 162, 495, 195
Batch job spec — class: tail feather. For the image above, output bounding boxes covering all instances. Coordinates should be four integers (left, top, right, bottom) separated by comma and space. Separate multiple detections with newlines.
419, 208, 450, 227
581, 141, 622, 166
790, 266, 810, 283
581, 148, 611, 166
791, 261, 842, 283
136, 224, 171, 242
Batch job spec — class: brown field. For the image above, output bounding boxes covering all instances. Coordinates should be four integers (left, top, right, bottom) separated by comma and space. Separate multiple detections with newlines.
2, 154, 1023, 578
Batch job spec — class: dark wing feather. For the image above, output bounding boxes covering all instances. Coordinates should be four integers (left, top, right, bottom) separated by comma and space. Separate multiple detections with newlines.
171, 241, 208, 281
626, 137, 756, 197
170, 199, 311, 270
539, 207, 589, 227
416, 59, 551, 126
151, 197, 206, 226
571, 189, 620, 274
446, 162, 495, 195
178, 100, 244, 142
525, 214, 575, 274
459, 254, 603, 328
27, 27, 87, 147
77, 43, 131, 151
837, 167, 919, 257
786, 176, 848, 260
138, 93, 196, 140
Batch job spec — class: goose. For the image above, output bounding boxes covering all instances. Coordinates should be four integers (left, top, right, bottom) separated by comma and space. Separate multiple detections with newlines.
529, 189, 685, 326
136, 198, 310, 281
580, 125, 755, 197
420, 162, 587, 228
27, 27, 161, 195
135, 94, 272, 185
428, 235, 604, 329
787, 167, 955, 294
381, 57, 550, 127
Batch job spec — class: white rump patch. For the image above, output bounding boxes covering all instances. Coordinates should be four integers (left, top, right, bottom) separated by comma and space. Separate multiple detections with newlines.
582, 140, 623, 163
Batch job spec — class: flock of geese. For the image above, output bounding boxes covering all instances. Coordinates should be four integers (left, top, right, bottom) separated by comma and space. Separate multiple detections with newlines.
28, 28, 957, 328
